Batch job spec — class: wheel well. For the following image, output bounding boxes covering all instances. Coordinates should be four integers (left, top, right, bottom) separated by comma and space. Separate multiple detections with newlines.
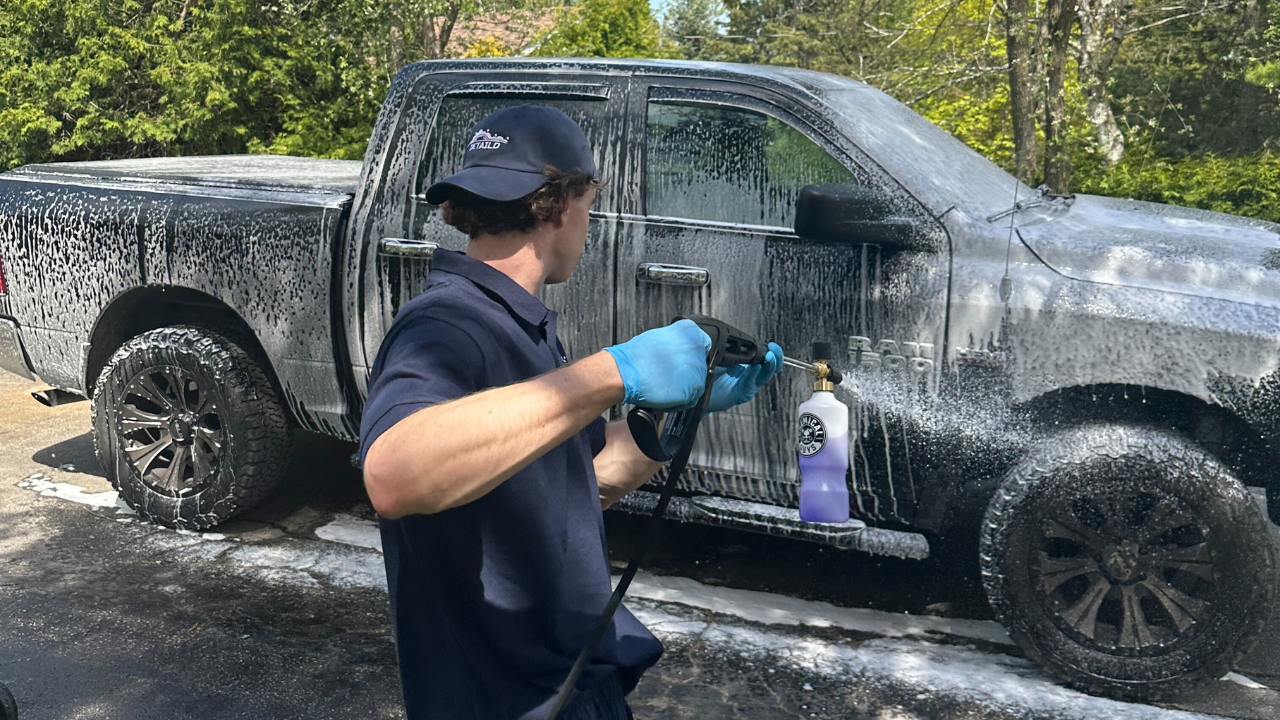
85, 287, 280, 402
1020, 384, 1276, 496
927, 383, 1278, 564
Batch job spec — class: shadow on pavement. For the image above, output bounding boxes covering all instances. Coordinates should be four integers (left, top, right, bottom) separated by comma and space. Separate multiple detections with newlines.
30, 433, 101, 478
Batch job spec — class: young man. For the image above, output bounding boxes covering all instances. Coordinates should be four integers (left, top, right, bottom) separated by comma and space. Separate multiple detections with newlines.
359, 105, 783, 720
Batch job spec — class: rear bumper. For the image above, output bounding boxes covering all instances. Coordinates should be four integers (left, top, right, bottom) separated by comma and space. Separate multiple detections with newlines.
0, 318, 35, 380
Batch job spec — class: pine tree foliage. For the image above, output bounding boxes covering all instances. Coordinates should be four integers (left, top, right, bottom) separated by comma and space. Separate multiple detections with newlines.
663, 0, 724, 57
534, 0, 679, 58
0, 0, 539, 167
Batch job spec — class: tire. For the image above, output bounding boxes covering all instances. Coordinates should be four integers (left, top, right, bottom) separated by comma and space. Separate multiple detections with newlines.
91, 326, 292, 531
980, 424, 1278, 699
0, 683, 16, 720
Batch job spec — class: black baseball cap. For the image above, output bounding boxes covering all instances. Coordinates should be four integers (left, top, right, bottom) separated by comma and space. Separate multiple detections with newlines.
424, 105, 595, 205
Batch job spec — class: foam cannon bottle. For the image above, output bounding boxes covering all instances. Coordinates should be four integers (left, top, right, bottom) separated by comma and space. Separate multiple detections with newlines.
797, 342, 850, 523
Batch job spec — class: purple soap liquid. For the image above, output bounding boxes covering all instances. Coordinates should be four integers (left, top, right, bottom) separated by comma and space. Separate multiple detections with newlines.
799, 450, 850, 523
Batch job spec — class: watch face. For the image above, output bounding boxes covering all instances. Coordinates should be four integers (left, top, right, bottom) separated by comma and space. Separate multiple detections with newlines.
798, 412, 826, 457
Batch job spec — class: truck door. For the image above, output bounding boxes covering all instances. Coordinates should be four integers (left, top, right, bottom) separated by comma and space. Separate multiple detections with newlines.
346, 72, 629, 399
618, 81, 950, 524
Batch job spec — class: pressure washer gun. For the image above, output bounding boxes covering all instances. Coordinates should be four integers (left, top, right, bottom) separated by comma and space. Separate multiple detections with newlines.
626, 314, 771, 463
548, 314, 772, 719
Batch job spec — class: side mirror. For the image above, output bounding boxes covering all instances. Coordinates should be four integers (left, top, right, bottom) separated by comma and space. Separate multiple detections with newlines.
794, 184, 927, 251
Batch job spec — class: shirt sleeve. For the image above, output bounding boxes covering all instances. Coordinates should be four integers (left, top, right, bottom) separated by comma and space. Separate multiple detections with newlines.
358, 312, 486, 466
586, 416, 608, 458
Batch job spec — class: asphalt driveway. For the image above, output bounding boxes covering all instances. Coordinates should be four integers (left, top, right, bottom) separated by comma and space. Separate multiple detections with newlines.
2, 371, 1278, 720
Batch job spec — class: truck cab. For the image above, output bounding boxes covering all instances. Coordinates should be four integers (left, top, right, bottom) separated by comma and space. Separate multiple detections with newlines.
345, 59, 966, 530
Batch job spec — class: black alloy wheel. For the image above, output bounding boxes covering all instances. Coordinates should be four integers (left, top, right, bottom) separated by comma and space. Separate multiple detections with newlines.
92, 326, 292, 531
981, 424, 1278, 699
118, 365, 225, 498
1032, 488, 1214, 655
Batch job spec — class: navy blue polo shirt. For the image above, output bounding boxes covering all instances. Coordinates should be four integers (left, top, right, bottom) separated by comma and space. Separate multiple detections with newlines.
359, 250, 662, 720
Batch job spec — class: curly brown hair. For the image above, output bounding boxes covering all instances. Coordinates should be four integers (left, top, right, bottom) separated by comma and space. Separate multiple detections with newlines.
440, 167, 599, 239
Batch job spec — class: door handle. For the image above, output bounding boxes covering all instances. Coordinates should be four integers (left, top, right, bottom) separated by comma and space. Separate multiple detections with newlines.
637, 262, 709, 287
379, 238, 438, 260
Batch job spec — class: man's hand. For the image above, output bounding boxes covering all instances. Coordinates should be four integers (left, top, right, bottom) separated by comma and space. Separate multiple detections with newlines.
707, 341, 784, 413
604, 319, 712, 409
595, 419, 664, 509
595, 340, 784, 509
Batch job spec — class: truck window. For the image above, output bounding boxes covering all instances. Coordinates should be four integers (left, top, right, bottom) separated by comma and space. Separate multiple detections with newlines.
645, 100, 857, 228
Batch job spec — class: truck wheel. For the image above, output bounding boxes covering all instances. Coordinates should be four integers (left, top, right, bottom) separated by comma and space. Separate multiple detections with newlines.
980, 424, 1277, 699
91, 326, 291, 531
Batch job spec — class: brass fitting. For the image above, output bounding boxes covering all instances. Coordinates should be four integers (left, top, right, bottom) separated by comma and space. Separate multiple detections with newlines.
813, 360, 835, 392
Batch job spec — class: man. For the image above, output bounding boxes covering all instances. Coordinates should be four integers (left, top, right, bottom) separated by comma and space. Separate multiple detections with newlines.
359, 105, 783, 720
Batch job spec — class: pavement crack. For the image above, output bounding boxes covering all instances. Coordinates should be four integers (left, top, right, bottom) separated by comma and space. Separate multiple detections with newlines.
759, 666, 809, 719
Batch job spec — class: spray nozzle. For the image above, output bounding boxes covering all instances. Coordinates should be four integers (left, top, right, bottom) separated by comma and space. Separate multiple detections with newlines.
783, 341, 843, 388
813, 360, 841, 387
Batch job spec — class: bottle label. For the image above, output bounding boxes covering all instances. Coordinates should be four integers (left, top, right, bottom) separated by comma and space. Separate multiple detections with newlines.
798, 412, 826, 457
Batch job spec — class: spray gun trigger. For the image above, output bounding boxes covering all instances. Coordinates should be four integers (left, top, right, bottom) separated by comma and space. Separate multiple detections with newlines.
627, 407, 672, 462
721, 336, 767, 366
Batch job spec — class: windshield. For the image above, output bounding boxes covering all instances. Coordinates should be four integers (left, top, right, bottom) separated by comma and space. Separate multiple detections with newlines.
819, 86, 1032, 219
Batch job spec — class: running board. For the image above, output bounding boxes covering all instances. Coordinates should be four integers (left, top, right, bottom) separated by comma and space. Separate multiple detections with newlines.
610, 491, 930, 560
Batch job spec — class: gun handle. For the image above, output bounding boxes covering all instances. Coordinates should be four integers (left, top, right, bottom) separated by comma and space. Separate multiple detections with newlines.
626, 406, 672, 462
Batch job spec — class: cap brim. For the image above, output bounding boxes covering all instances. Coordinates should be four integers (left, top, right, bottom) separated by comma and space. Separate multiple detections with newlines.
424, 165, 550, 205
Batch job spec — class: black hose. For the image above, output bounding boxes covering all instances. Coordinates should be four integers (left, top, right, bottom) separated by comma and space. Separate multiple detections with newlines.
546, 376, 713, 719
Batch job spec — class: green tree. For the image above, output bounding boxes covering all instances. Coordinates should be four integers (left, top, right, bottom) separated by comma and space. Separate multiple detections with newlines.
0, 0, 387, 166
462, 36, 514, 57
535, 0, 679, 57
0, 0, 544, 168
2, 0, 1278, 224
248, 0, 391, 159
663, 0, 724, 58
0, 0, 278, 166
1249, 60, 1280, 90
1247, 0, 1280, 90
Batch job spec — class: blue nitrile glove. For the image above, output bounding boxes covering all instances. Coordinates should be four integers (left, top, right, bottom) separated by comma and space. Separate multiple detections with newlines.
605, 319, 712, 409
707, 341, 784, 413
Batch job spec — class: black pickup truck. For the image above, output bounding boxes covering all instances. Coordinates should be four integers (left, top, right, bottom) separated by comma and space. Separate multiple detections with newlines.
2, 57, 1278, 699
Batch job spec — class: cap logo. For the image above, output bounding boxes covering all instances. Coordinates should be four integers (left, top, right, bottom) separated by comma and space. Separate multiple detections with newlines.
468, 129, 509, 151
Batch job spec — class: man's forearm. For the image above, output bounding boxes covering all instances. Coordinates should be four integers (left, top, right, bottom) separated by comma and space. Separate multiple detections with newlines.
364, 351, 625, 519
595, 419, 665, 510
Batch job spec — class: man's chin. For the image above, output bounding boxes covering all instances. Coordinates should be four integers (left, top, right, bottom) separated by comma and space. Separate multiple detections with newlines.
545, 262, 581, 285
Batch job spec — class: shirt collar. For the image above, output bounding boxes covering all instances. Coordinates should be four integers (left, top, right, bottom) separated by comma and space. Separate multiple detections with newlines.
431, 250, 552, 330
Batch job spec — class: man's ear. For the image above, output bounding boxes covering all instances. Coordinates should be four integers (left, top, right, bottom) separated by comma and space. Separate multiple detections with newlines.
549, 207, 569, 230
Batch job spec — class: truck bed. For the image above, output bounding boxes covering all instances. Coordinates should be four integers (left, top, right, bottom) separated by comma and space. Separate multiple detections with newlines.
5, 155, 363, 195
0, 153, 360, 437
